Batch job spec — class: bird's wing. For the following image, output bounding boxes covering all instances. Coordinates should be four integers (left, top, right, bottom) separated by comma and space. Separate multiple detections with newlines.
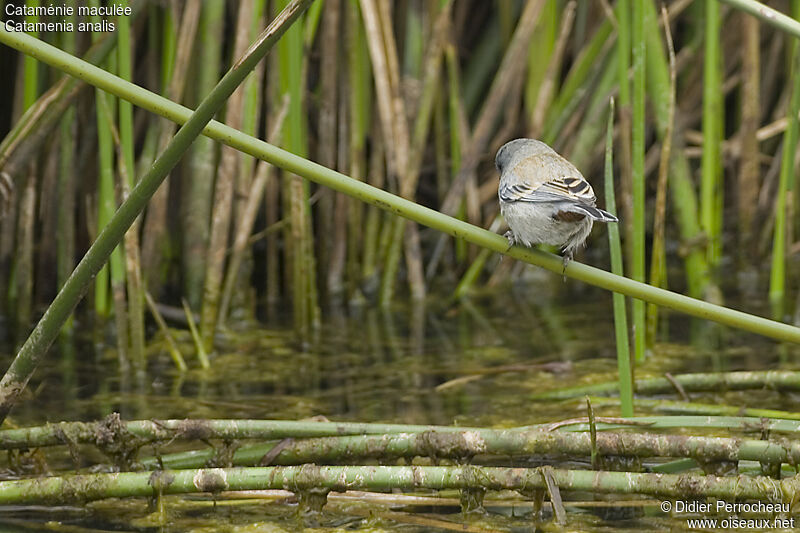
537, 175, 596, 205
499, 152, 597, 205
500, 175, 597, 205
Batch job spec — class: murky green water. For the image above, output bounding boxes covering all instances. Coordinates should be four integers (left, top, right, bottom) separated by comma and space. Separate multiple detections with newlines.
0, 283, 795, 532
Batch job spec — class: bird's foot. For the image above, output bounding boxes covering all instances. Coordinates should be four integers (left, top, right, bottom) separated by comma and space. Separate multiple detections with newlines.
561, 252, 572, 282
504, 230, 516, 251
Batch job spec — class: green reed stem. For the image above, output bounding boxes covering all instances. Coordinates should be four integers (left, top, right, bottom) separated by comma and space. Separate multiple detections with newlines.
184, 0, 223, 310
455, 247, 491, 300
631, 0, 645, 362
201, 0, 259, 349
12, 0, 40, 336
718, 0, 800, 38
229, 0, 267, 318
604, 100, 632, 417
0, 0, 315, 425
93, 86, 113, 320
615, 0, 630, 110
701, 0, 723, 273
56, 3, 77, 341
443, 43, 466, 269
593, 397, 800, 422
91, 2, 129, 369
542, 19, 613, 144
144, 292, 187, 372
614, 0, 633, 276
524, 0, 557, 119
276, 0, 318, 335
647, 4, 677, 346
348, 0, 371, 296
117, 0, 145, 370
182, 298, 209, 369
461, 11, 503, 116
534, 370, 800, 400
21, 0, 39, 108
769, 33, 800, 320
567, 48, 617, 169
641, 1, 710, 301
0, 465, 792, 506
350, 1, 374, 285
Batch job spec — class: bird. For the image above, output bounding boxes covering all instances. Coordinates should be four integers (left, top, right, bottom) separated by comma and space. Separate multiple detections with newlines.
496, 138, 618, 268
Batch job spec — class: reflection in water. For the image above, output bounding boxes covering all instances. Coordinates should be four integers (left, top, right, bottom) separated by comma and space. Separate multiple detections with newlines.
0, 290, 792, 532
1, 290, 786, 429
0, 294, 611, 425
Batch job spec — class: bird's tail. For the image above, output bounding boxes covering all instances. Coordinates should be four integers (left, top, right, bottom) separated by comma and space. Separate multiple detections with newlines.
575, 204, 618, 222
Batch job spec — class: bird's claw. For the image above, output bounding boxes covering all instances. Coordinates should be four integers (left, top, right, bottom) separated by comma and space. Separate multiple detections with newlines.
561, 253, 572, 282
504, 230, 516, 251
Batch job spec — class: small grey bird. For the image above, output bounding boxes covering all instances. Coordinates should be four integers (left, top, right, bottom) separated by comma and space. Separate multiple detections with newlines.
496, 138, 618, 266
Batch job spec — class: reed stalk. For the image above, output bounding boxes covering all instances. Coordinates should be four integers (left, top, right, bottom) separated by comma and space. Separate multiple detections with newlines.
229, 0, 268, 318
769, 29, 800, 320
460, 11, 504, 115
453, 219, 503, 300
13, 170, 35, 345
7, 415, 800, 452
701, 0, 723, 273
597, 397, 800, 421
92, 83, 114, 323
359, 0, 420, 305
631, 0, 645, 362
524, 0, 557, 129
738, 13, 761, 259
719, 0, 800, 38
531, 9, 574, 150
541, 18, 612, 145
0, 192, 13, 326
132, 10, 160, 180
200, 0, 256, 350
347, 1, 372, 299
534, 369, 800, 399
319, 0, 343, 299
361, 127, 385, 286
614, 0, 633, 265
90, 5, 130, 368
56, 3, 77, 343
264, 158, 281, 318
406, 1, 452, 269
131, 428, 800, 467
647, 5, 677, 347
564, 48, 617, 169
441, 43, 466, 273
219, 101, 288, 325
11, 0, 41, 343
141, 2, 200, 297
181, 299, 209, 369
183, 1, 223, 309
144, 292, 187, 372
641, 0, 711, 301
0, 465, 794, 506
276, 0, 319, 335
604, 100, 632, 417
116, 0, 145, 370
